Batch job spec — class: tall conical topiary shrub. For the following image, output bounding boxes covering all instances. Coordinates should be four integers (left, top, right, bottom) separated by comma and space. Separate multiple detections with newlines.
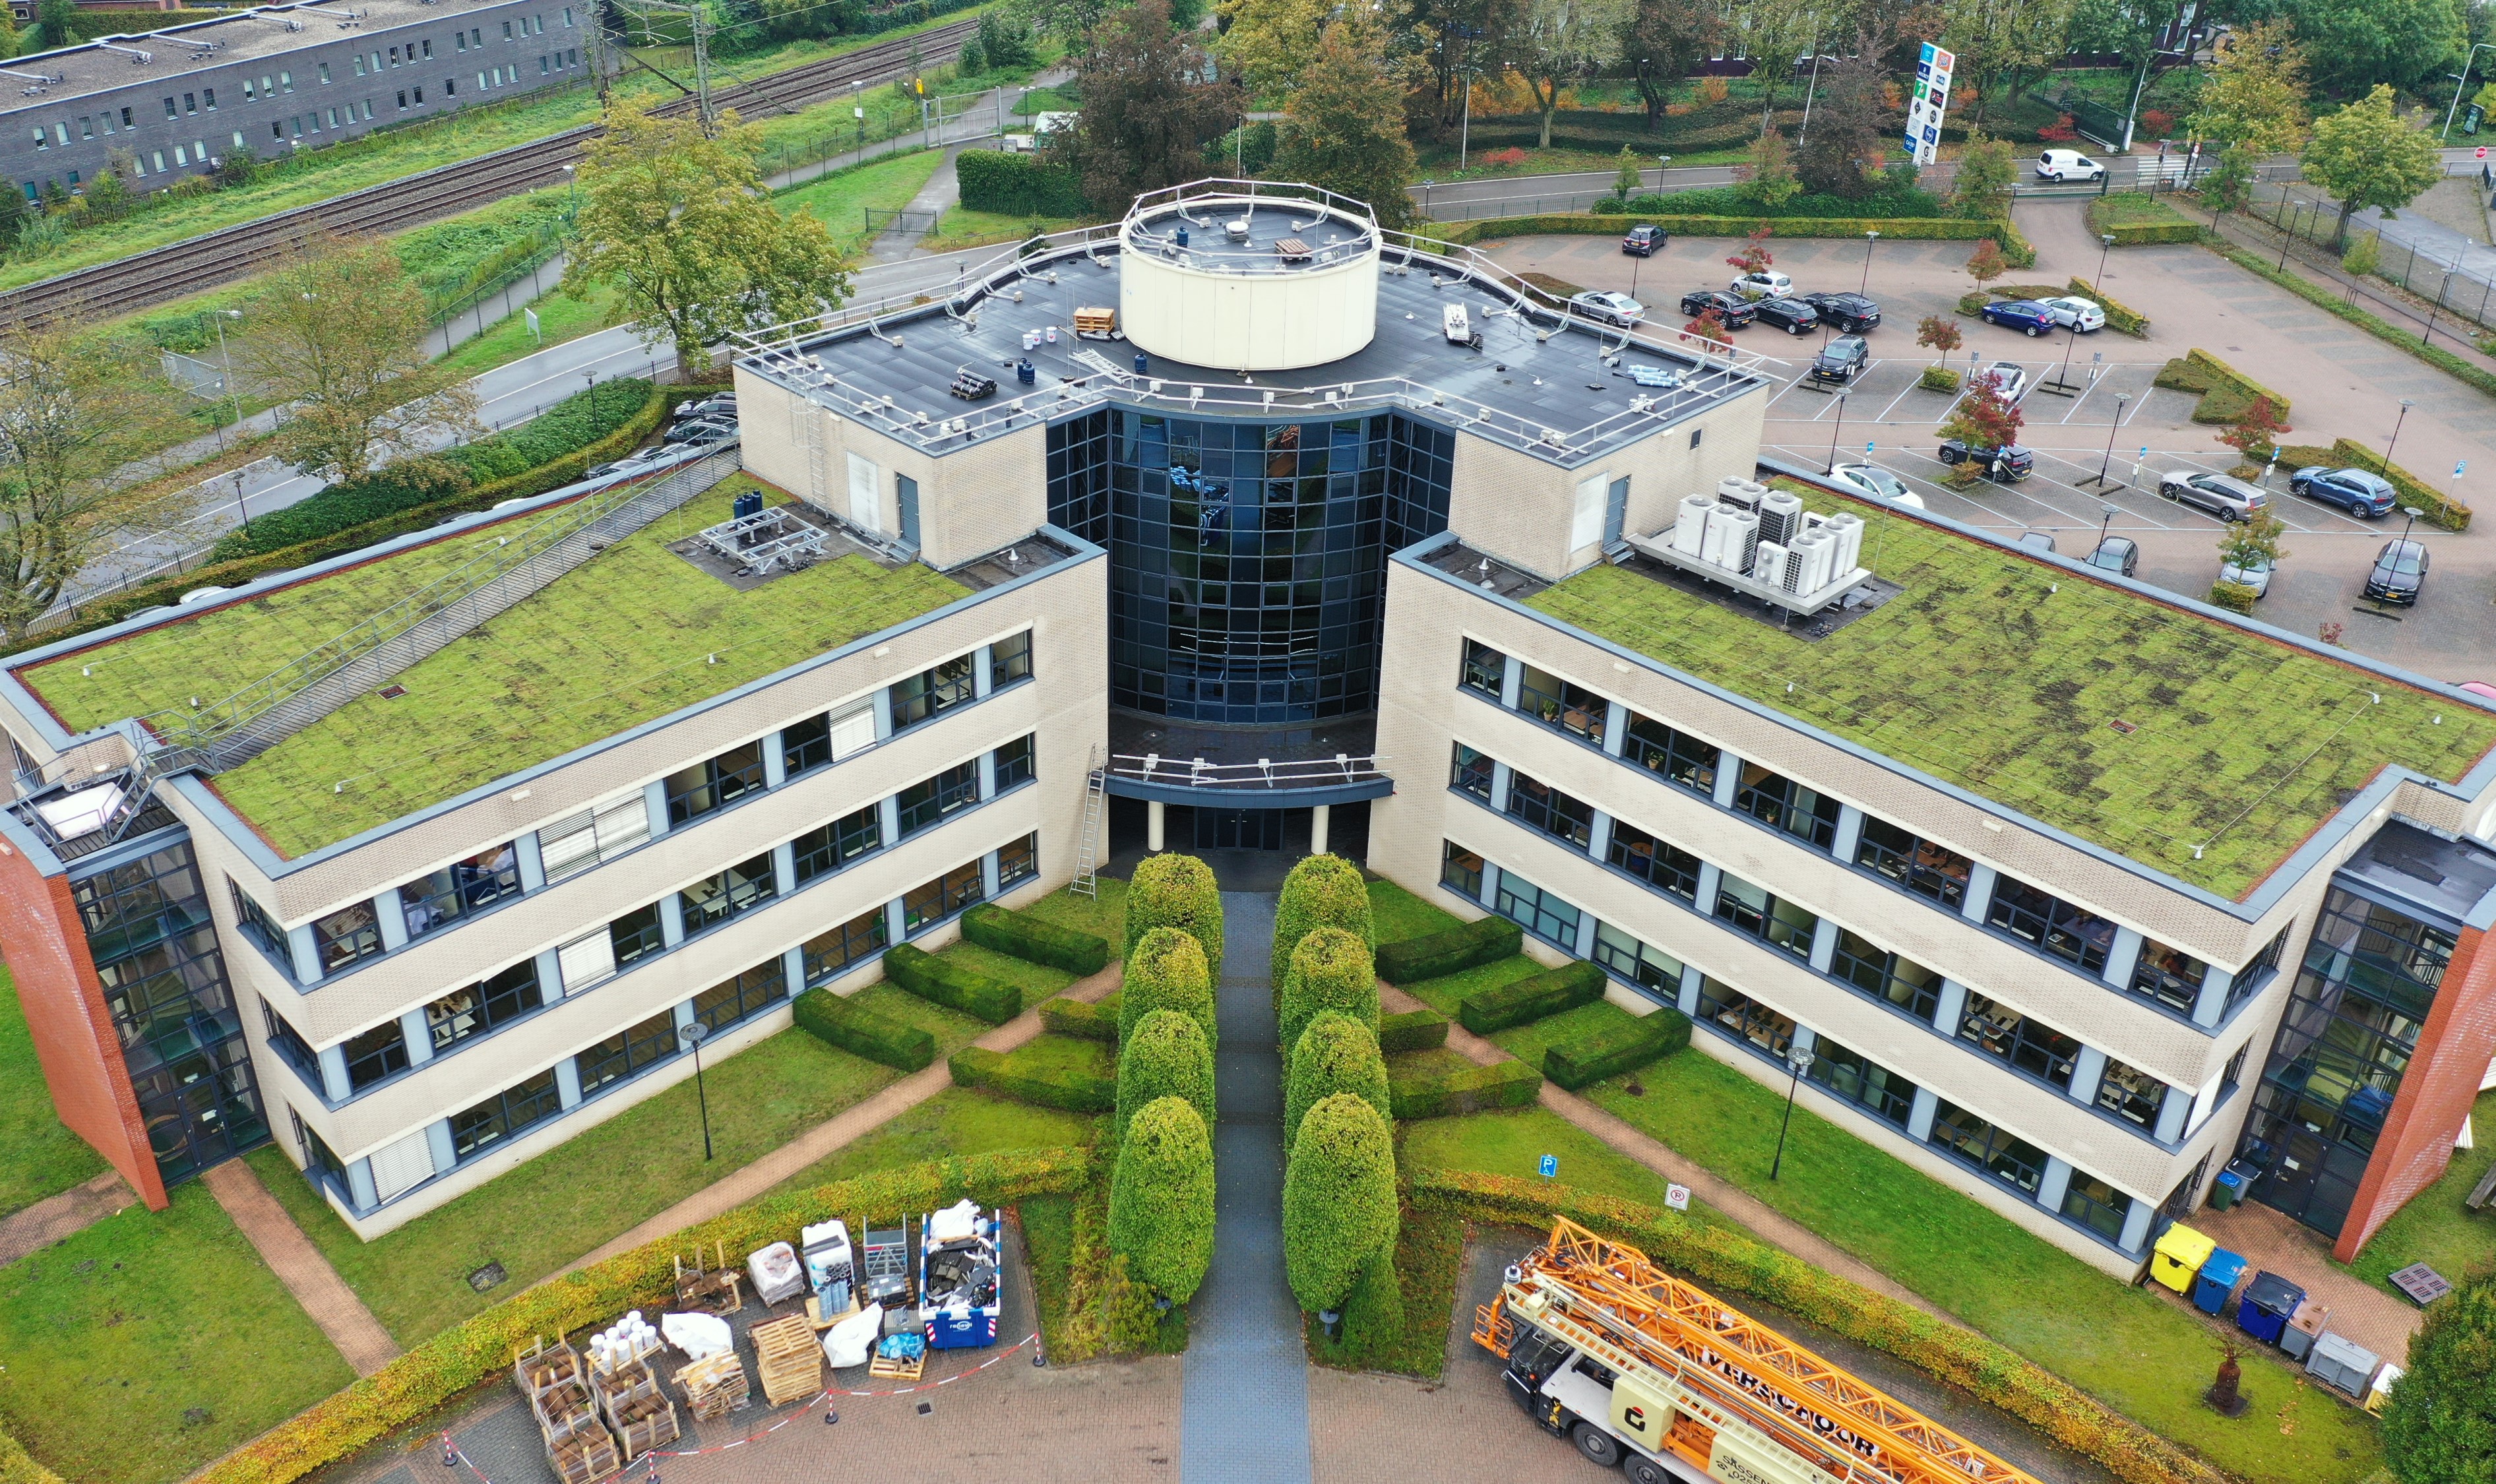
1125, 852, 1224, 981
1113, 1008, 1215, 1140
1277, 925, 1377, 1053
1284, 1011, 1390, 1148
1120, 926, 1217, 1048
1108, 1095, 1216, 1304
1272, 853, 1373, 976
1282, 1092, 1397, 1314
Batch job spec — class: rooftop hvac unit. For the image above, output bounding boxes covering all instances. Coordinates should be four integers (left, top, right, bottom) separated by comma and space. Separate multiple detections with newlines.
1824, 511, 1865, 575
1758, 490, 1805, 549
1716, 476, 1769, 512
1792, 528, 1833, 594
1673, 493, 1714, 555
1726, 509, 1761, 575
1754, 541, 1791, 593
1700, 503, 1739, 567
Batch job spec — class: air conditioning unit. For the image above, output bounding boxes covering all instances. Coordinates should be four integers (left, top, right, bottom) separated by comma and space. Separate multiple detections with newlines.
1758, 490, 1805, 549
1716, 476, 1769, 512
1673, 493, 1714, 555
1824, 511, 1865, 574
1726, 509, 1761, 575
1754, 541, 1791, 592
1792, 528, 1833, 593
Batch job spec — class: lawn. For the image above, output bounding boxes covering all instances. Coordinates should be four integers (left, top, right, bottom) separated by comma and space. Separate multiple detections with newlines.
1588, 1049, 2384, 1484
1394, 954, 1546, 1020
2342, 1086, 2496, 1291
1528, 516, 2496, 898
1367, 875, 1462, 944
775, 1084, 1101, 1191
1399, 1102, 1687, 1212
0, 1182, 354, 1484
2089, 193, 2202, 228
780, 149, 951, 253
922, 205, 1086, 253
0, 966, 108, 1220
434, 279, 625, 379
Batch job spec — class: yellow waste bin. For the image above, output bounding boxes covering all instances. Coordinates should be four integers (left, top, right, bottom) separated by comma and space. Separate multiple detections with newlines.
2151, 1224, 2216, 1294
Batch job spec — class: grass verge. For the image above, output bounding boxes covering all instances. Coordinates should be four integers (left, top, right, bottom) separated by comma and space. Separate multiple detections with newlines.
0, 966, 108, 1219
776, 1084, 1102, 1191
922, 205, 1084, 252
1398, 1101, 1687, 1212
2342, 1086, 2495, 1291
433, 280, 623, 379
780, 149, 951, 252
1367, 875, 1463, 944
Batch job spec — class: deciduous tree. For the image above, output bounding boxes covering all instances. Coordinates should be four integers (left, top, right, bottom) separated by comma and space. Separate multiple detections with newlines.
2218, 394, 2292, 460
1273, 16, 1421, 227
2303, 84, 2445, 246
1730, 0, 1820, 115
2381, 1264, 2496, 1484
1727, 222, 1777, 272
2217, 509, 2288, 573
1214, 0, 1330, 104
1737, 129, 1801, 208
2189, 20, 2309, 156
1620, 0, 1721, 128
1503, 0, 1634, 148
1941, 0, 2074, 126
1795, 46, 1887, 199
1016, 0, 1132, 42
1949, 129, 2017, 218
1916, 311, 1962, 365
1964, 235, 2007, 288
1057, 0, 1240, 213
33, 0, 75, 51
2285, 0, 2464, 100
1937, 367, 2022, 479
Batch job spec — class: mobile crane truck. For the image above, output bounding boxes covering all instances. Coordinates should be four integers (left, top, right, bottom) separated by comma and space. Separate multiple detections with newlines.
1476, 1218, 2049, 1484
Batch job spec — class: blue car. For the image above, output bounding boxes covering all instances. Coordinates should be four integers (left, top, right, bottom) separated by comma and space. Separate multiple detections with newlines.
2290, 466, 2398, 517
1978, 299, 2059, 336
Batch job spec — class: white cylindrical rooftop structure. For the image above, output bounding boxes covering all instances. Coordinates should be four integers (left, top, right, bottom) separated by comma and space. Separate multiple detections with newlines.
1118, 184, 1381, 371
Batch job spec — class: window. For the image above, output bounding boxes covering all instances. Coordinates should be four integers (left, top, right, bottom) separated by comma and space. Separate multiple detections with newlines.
555, 903, 665, 991
679, 853, 778, 937
1927, 1101, 2046, 1195
1505, 769, 1595, 851
261, 999, 321, 1084
2224, 925, 2291, 1018
1450, 743, 1495, 802
424, 961, 542, 1053
2061, 1171, 2134, 1242
666, 741, 767, 826
119, 107, 132, 127
354, 54, 367, 75
292, 1107, 348, 1190
538, 791, 650, 880
164, 98, 178, 120
1831, 929, 1941, 1021
151, 150, 165, 171
1957, 993, 2082, 1089
320, 61, 332, 81
782, 699, 877, 778
29, 127, 44, 152
998, 832, 1039, 888
441, 82, 452, 99
2129, 937, 2208, 1015
456, 30, 468, 50
228, 882, 290, 964
991, 630, 1033, 689
504, 19, 516, 37
173, 144, 188, 166
890, 654, 976, 733
478, 71, 488, 89
804, 910, 888, 985
201, 89, 216, 110
389, 45, 400, 65
2096, 1058, 2169, 1129
995, 734, 1036, 791
1985, 875, 2113, 974
1854, 816, 1974, 910
280, 70, 292, 91
1622, 712, 1717, 795
1806, 1037, 1918, 1128
1591, 921, 1682, 1001
1495, 870, 1580, 948
311, 900, 383, 973
565, 5, 575, 21
397, 90, 408, 109
451, 1068, 561, 1161
691, 958, 788, 1034
1733, 762, 1842, 850
791, 805, 881, 884
361, 100, 374, 119
1606, 819, 1701, 902
542, 55, 551, 73
1714, 873, 1818, 960
342, 1020, 409, 1091
1515, 664, 1606, 744
472, 27, 484, 44
577, 1010, 677, 1096
396, 842, 521, 939
272, 122, 285, 140
1693, 977, 1796, 1059
904, 860, 985, 933
414, 86, 424, 104
1689, 427, 1703, 449
421, 38, 433, 57
1442, 841, 1485, 900
183, 93, 197, 115
1461, 639, 1506, 698
896, 759, 979, 836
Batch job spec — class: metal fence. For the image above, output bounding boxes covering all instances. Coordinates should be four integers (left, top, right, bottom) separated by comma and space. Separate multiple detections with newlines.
2241, 180, 2496, 342
863, 206, 939, 233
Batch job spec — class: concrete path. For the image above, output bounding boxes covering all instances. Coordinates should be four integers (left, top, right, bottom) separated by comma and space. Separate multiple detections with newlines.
203, 1159, 402, 1375
866, 146, 964, 264
1182, 891, 1313, 1484
551, 966, 1121, 1281
0, 1171, 135, 1268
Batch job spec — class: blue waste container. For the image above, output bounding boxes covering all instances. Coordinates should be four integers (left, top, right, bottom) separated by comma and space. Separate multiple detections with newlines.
2237, 1270, 2305, 1345
2195, 1248, 2248, 1316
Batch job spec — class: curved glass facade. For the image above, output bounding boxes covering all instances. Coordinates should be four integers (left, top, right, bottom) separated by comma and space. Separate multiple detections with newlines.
1047, 409, 1454, 724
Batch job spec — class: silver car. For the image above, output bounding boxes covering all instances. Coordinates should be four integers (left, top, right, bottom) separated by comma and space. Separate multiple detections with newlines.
2160, 470, 2270, 522
2219, 551, 2274, 598
1828, 464, 1925, 508
1569, 290, 1645, 326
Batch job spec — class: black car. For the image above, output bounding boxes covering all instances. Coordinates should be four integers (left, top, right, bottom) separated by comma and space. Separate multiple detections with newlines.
2364, 538, 2428, 604
1809, 335, 1869, 385
1679, 290, 1755, 328
1751, 297, 1821, 334
2086, 536, 2140, 576
1801, 292, 1882, 332
1621, 224, 1668, 256
1938, 438, 2034, 481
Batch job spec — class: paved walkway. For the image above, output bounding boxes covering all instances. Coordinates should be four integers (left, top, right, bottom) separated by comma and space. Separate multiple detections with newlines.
203, 1159, 402, 1376
865, 146, 964, 263
2185, 1199, 2423, 1366
0, 1170, 135, 1268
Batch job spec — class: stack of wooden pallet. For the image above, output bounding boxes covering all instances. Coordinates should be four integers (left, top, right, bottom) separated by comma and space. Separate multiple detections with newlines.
516, 1340, 622, 1484
751, 1314, 824, 1406
590, 1355, 680, 1461
675, 1351, 749, 1421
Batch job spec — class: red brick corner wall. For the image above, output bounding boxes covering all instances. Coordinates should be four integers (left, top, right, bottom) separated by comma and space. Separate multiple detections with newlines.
2334, 923, 2496, 1261
0, 842, 167, 1211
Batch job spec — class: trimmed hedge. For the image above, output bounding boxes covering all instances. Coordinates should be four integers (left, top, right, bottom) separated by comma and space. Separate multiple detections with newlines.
1457, 959, 1607, 1035
948, 1045, 1115, 1113
1108, 1096, 1216, 1303
1378, 1006, 1449, 1053
1340, 1243, 1404, 1357
882, 943, 1022, 1024
2208, 580, 2259, 614
1600, 183, 1947, 220
1121, 928, 1216, 1049
2274, 439, 2472, 532
1411, 1170, 2233, 1484
1272, 853, 1374, 972
1277, 927, 1379, 1053
1376, 915, 1521, 984
2152, 348, 2293, 426
1426, 212, 2034, 266
1041, 992, 1120, 1041
2209, 239, 2496, 416
962, 902, 1109, 975
791, 986, 935, 1071
2065, 275, 2150, 336
1956, 279, 2149, 338
954, 148, 1089, 218
1113, 1009, 1215, 1141
1284, 1012, 1391, 1146
1543, 1008, 1692, 1091
1388, 1057, 1544, 1119
1283, 1094, 1399, 1314
197, 1150, 1091, 1484
1125, 853, 1224, 981
2086, 195, 2207, 246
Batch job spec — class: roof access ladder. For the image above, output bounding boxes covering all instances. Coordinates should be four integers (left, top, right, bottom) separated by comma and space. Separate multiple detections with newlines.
1070, 744, 1106, 897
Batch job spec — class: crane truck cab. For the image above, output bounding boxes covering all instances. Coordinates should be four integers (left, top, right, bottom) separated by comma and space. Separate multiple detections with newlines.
1499, 1315, 1807, 1484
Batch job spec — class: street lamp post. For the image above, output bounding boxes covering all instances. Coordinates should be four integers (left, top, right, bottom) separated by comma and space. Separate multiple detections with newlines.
1859, 230, 1879, 294
2094, 232, 2115, 292
234, 469, 251, 536
2383, 398, 2416, 476
560, 162, 580, 224
2423, 245, 2465, 346
2096, 500, 2121, 554
2397, 504, 2423, 553
1826, 391, 1850, 474
1656, 154, 1670, 193
1770, 1045, 1815, 1181
682, 1020, 714, 1161
2442, 43, 2496, 139
2094, 393, 2131, 487
210, 309, 244, 447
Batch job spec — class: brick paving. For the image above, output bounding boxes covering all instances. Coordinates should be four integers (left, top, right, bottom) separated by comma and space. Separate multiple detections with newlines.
2172, 1199, 2423, 1369
204, 1159, 403, 1376
0, 1170, 135, 1268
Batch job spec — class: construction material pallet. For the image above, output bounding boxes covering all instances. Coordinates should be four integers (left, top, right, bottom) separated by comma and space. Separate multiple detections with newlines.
675, 1352, 750, 1421
867, 1348, 925, 1382
546, 1423, 623, 1484
610, 1393, 681, 1461
673, 1242, 745, 1316
590, 1357, 660, 1422
751, 1314, 824, 1406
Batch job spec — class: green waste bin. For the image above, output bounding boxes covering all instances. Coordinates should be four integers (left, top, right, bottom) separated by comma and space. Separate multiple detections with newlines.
2211, 1169, 2245, 1211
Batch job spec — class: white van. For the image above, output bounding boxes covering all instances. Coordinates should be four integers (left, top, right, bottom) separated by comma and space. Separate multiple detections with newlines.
2036, 148, 2106, 181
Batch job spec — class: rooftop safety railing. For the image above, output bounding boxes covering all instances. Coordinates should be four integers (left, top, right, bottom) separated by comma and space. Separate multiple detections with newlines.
1109, 753, 1390, 791
1119, 179, 1381, 275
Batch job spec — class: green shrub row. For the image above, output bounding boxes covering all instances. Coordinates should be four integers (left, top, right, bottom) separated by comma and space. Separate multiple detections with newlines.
2268, 439, 2472, 532
1458, 960, 1607, 1035
212, 380, 663, 560
955, 148, 1090, 217
1543, 1008, 1692, 1090
1376, 915, 1520, 983
1378, 1006, 1449, 1053
201, 1150, 1092, 1484
1114, 1009, 1214, 1140
1108, 1097, 1216, 1303
882, 942, 1022, 1024
2065, 275, 2150, 336
1388, 1057, 1544, 1119
962, 902, 1109, 975
2152, 348, 2293, 426
1126, 854, 1224, 981
1956, 278, 2149, 338
1411, 1171, 2232, 1484
1042, 992, 1120, 1041
47, 9, 224, 44
1285, 1012, 1392, 1146
949, 1045, 1115, 1112
2210, 239, 2496, 421
2207, 580, 2259, 614
1273, 853, 1373, 969
791, 986, 934, 1070
1598, 184, 1945, 221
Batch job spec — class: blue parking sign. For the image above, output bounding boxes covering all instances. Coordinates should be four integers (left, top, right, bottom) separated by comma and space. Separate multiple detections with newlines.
1539, 1154, 1559, 1179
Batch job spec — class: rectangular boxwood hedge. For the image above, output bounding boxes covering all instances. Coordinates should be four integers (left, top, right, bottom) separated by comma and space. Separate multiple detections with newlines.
954, 148, 1088, 218
2152, 348, 2292, 425
791, 987, 935, 1071
2273, 439, 2472, 532
962, 902, 1109, 975
1379, 1007, 1449, 1053
948, 1046, 1116, 1113
1377, 915, 1522, 984
881, 943, 1022, 1024
1429, 212, 2035, 268
1040, 991, 1119, 1040
1388, 1057, 1544, 1119
1458, 960, 1607, 1034
1543, 1008, 1691, 1090
1957, 278, 2150, 338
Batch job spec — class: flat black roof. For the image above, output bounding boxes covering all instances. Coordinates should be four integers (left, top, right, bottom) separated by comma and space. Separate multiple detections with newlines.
2340, 820, 2496, 926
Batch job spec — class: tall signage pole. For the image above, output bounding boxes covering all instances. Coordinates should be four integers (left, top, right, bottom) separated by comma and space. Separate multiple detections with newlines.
1904, 42, 1955, 169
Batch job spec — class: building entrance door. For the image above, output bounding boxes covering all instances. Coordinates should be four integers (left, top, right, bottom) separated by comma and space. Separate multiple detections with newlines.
2252, 1126, 2367, 1238
1195, 807, 1283, 850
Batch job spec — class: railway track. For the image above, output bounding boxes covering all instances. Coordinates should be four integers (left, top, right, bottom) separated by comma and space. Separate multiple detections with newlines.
2, 18, 979, 324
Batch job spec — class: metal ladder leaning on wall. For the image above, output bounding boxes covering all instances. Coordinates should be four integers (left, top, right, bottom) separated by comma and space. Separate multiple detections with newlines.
1071, 744, 1106, 897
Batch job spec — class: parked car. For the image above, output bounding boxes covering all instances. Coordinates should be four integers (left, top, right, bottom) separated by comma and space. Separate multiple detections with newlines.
1679, 289, 1756, 328
1979, 299, 2059, 336
2364, 538, 2429, 604
2036, 295, 2106, 332
2218, 551, 2275, 598
2290, 466, 2398, 517
1809, 335, 1870, 383
2160, 470, 2270, 521
1978, 361, 2029, 401
664, 417, 739, 446
1570, 290, 1645, 325
2016, 530, 2057, 553
1939, 439, 2034, 481
1730, 269, 1795, 300
1752, 297, 1821, 334
2087, 536, 2141, 576
2457, 681, 2496, 702
1800, 292, 1883, 332
2036, 148, 2107, 181
1828, 463, 1924, 507
1621, 224, 1668, 256
677, 393, 737, 419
